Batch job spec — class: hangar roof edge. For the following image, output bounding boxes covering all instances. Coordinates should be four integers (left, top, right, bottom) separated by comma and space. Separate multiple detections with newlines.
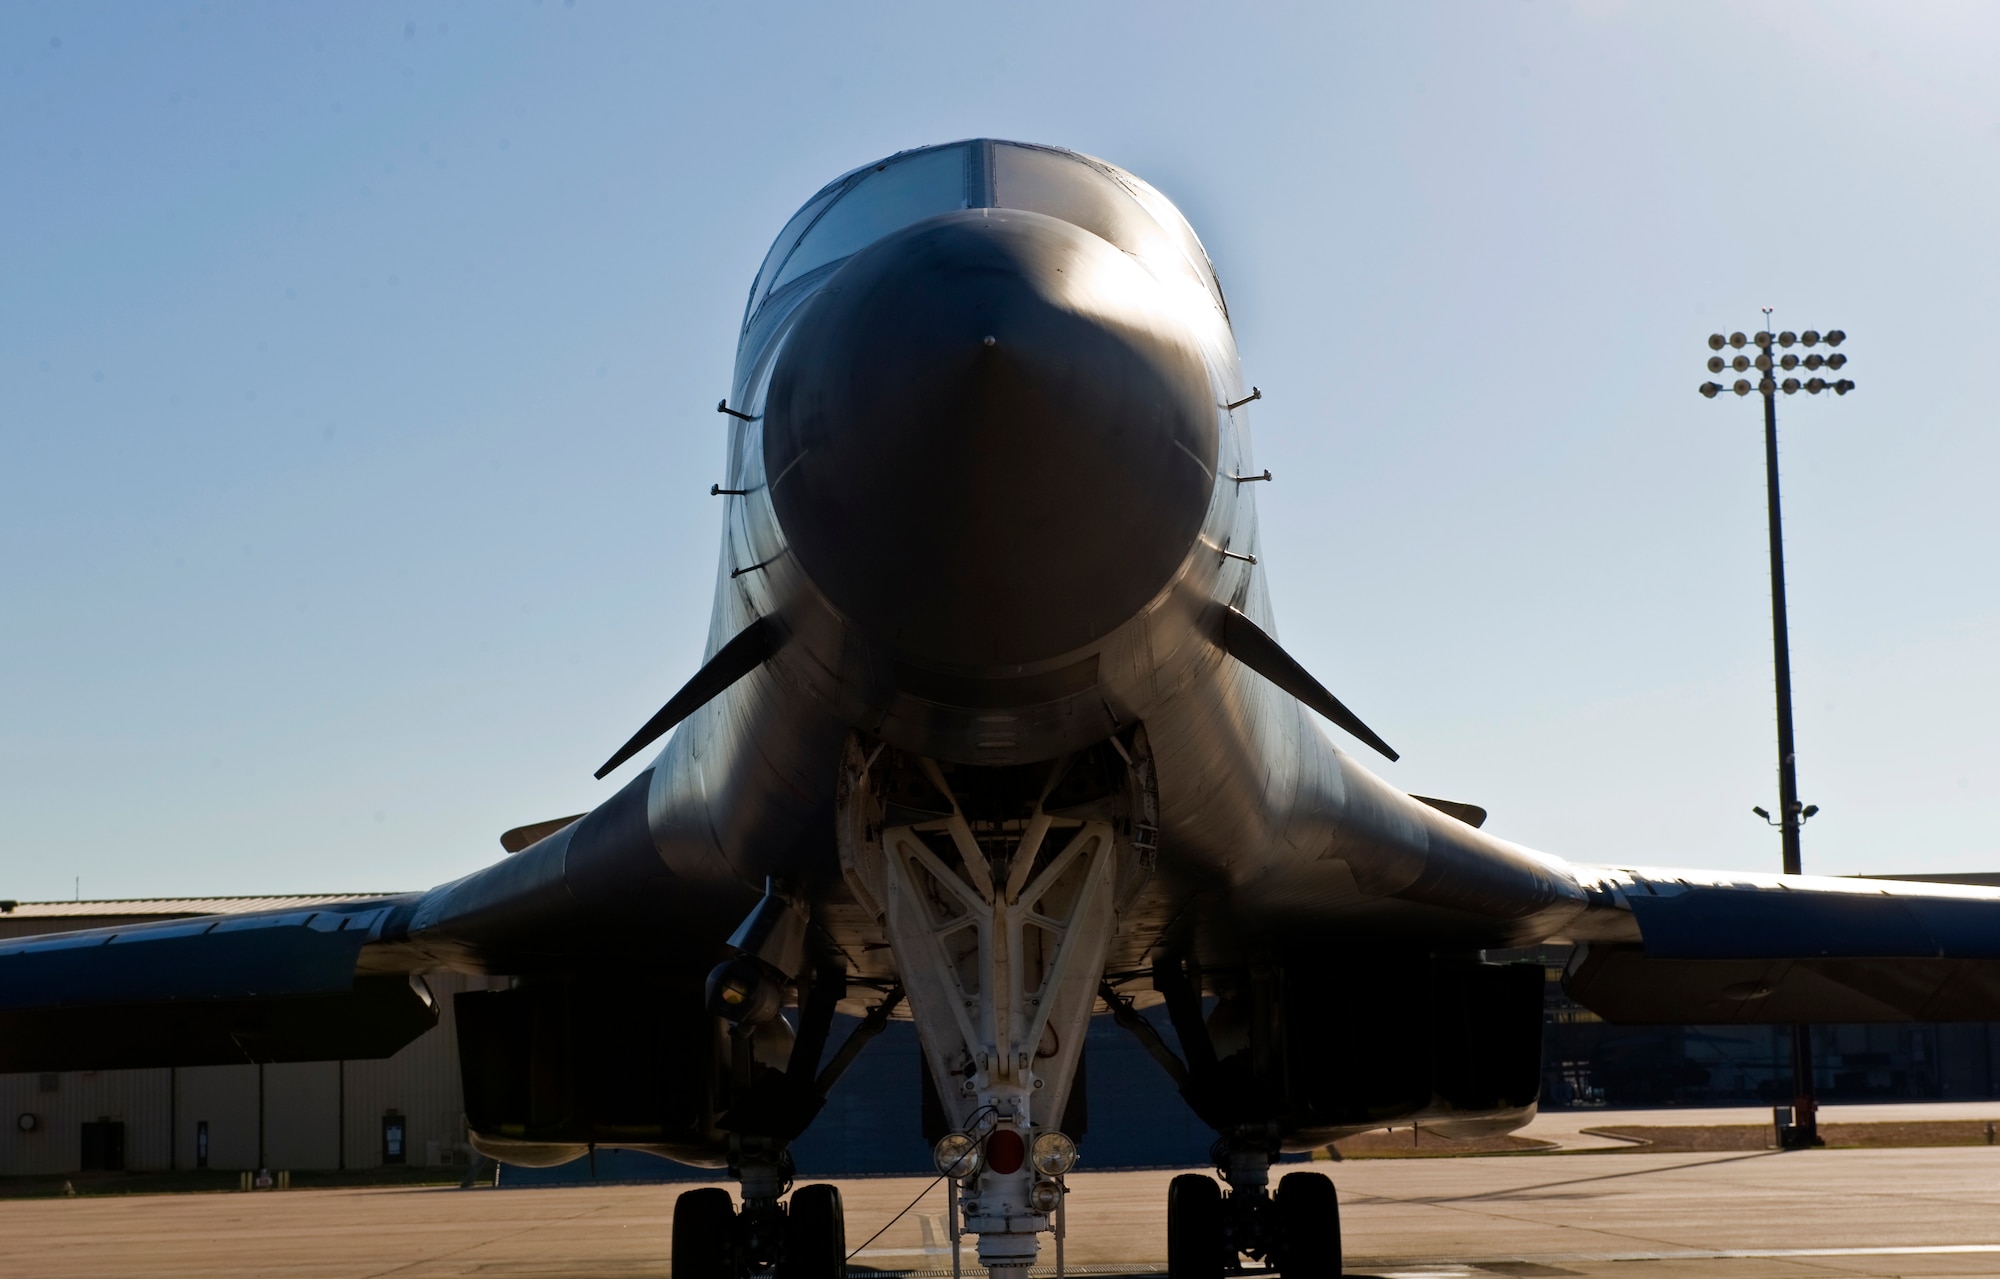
0, 893, 403, 919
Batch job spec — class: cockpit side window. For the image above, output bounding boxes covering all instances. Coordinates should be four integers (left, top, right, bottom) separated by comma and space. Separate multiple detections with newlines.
746, 187, 840, 324
1112, 170, 1227, 316
762, 144, 972, 302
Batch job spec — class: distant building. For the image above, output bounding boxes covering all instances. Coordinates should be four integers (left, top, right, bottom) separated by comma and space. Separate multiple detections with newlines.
0, 897, 498, 1177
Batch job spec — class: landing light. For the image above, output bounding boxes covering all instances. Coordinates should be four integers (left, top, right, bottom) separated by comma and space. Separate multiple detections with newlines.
934, 1131, 982, 1181
1030, 1131, 1079, 1176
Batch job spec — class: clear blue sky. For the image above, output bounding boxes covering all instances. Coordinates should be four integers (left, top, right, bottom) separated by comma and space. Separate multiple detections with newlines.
5, 2, 1997, 901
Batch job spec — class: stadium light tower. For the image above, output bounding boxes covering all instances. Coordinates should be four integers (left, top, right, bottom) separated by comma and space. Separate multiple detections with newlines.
1699, 313, 1853, 1150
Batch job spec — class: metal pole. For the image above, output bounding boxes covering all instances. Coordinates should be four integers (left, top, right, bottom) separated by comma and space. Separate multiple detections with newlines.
1758, 330, 1819, 1148
948, 1178, 963, 1279
337, 1060, 346, 1172
1761, 368, 1804, 879
1055, 1179, 1066, 1279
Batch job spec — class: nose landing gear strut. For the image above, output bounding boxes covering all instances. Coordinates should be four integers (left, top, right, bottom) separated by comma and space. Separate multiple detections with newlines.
837, 732, 1156, 1278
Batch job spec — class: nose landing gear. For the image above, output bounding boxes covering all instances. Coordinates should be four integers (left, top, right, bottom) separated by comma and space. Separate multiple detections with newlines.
837, 732, 1156, 1278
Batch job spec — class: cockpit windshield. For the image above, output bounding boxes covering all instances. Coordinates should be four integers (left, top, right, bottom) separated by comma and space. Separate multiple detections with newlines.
744, 140, 1223, 330
748, 143, 974, 318
989, 143, 1221, 311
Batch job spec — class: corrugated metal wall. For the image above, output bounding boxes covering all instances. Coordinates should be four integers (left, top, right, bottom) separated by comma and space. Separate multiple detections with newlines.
0, 972, 497, 1175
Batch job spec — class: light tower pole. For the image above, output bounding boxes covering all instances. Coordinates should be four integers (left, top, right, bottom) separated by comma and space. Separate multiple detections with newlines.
1699, 318, 1853, 1149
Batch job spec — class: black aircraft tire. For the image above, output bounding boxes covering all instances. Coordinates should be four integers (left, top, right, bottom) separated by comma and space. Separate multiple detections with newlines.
1167, 1173, 1225, 1279
1274, 1170, 1341, 1279
673, 1186, 738, 1279
781, 1183, 847, 1279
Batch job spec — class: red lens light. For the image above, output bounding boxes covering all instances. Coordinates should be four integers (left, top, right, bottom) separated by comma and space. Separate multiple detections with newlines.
986, 1128, 1025, 1175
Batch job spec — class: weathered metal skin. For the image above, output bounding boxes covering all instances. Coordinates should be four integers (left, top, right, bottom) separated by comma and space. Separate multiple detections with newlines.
683, 146, 1587, 962
403, 140, 1590, 982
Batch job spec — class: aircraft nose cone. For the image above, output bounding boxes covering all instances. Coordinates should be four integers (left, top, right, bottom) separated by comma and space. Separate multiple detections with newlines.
763, 209, 1218, 670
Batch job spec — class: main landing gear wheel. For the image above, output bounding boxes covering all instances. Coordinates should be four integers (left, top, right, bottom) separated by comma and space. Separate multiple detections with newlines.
1274, 1170, 1341, 1279
1167, 1173, 1225, 1279
780, 1183, 847, 1279
673, 1186, 737, 1279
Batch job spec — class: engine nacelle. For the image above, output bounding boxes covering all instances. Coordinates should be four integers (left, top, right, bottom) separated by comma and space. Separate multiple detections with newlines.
454, 976, 729, 1168
1175, 955, 1545, 1149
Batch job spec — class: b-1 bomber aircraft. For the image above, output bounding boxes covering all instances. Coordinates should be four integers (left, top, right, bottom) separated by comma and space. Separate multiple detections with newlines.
8, 139, 2000, 1279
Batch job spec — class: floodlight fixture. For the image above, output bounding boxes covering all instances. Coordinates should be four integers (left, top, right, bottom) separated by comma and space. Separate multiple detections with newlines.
1699, 322, 1853, 407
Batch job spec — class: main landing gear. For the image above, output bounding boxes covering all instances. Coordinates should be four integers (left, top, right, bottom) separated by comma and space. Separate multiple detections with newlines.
1167, 1145, 1341, 1279
672, 1177, 847, 1279
686, 878, 904, 1279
